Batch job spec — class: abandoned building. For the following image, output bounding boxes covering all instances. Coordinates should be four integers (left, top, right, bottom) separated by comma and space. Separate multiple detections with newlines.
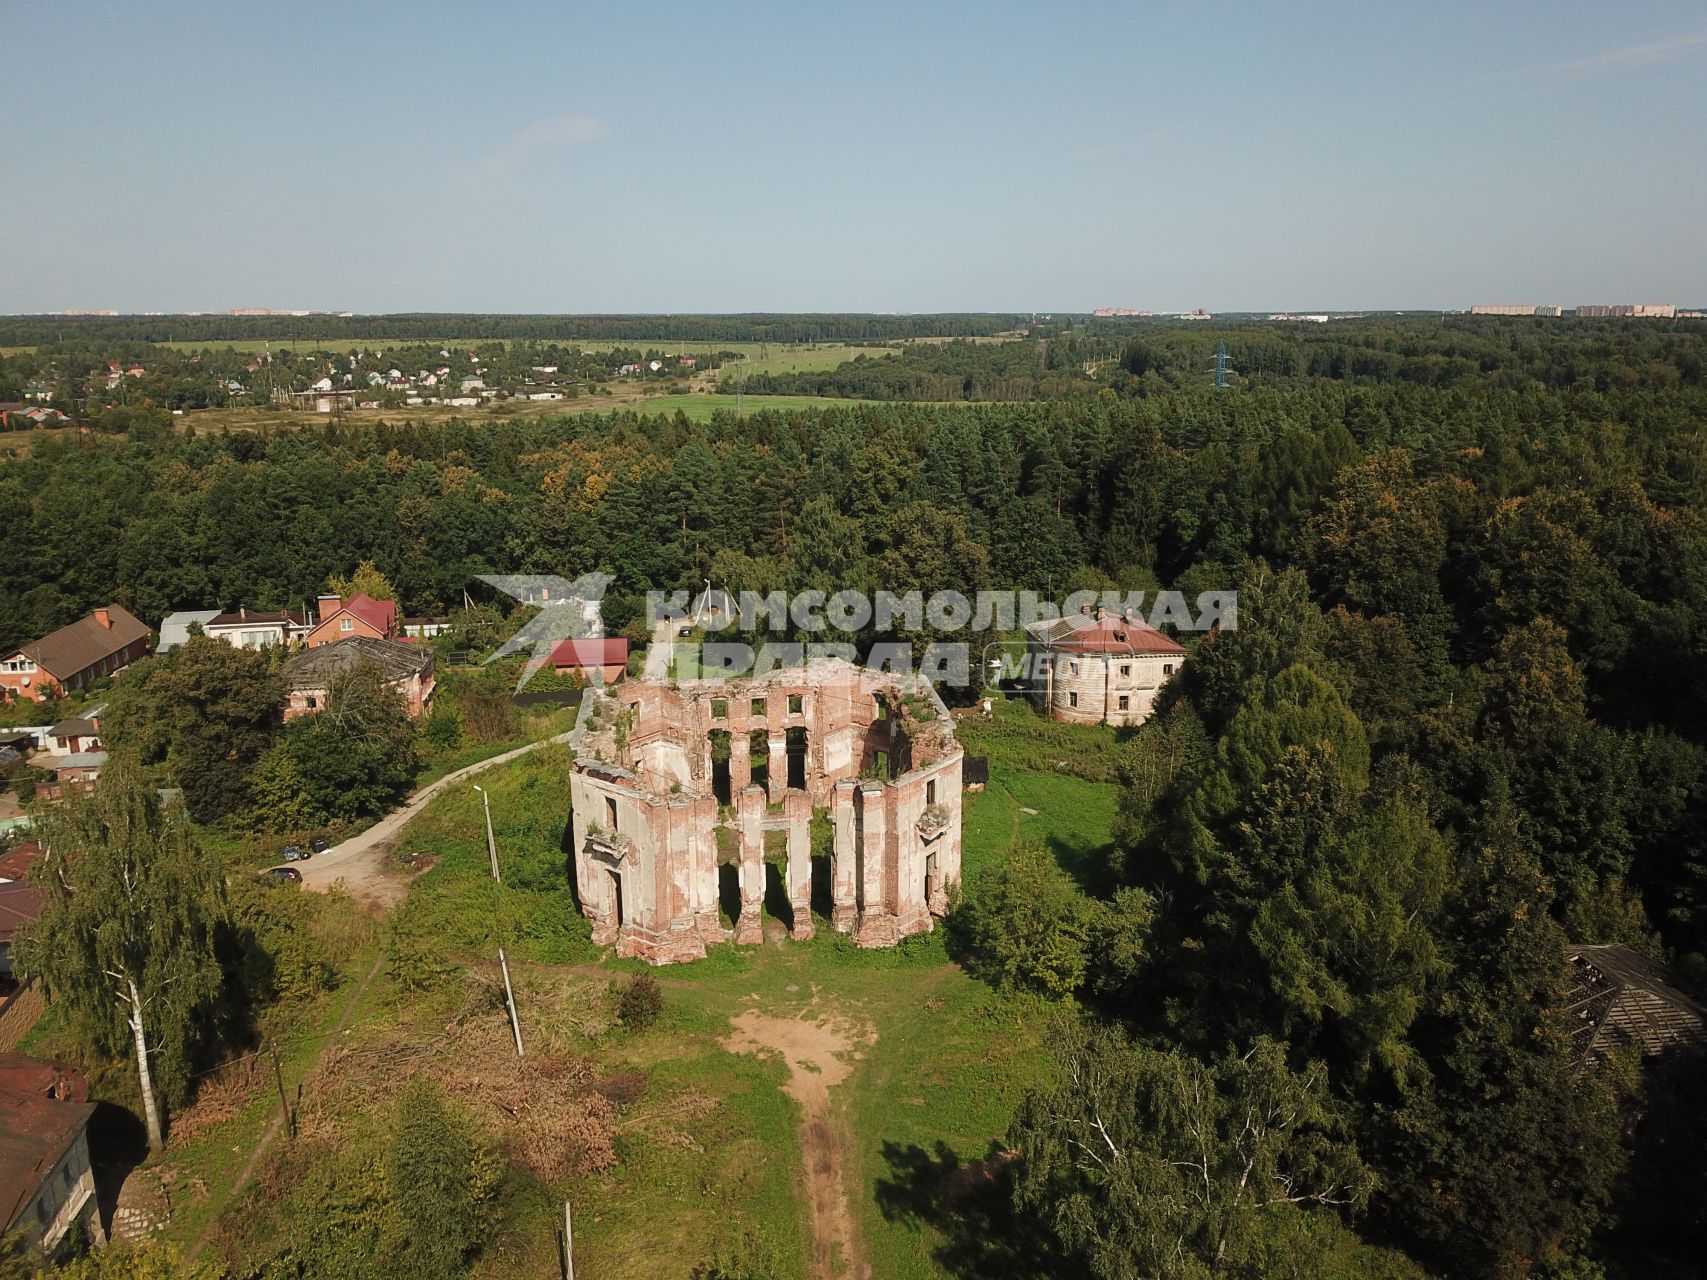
568, 657, 964, 965
1566, 942, 1707, 1069
1023, 605, 1186, 727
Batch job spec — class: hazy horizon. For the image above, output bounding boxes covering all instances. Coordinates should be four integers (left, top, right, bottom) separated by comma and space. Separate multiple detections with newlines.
4, 0, 1705, 314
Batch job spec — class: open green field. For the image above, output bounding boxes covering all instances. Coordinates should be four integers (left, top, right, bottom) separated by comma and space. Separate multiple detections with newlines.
23, 708, 1422, 1278
60, 746, 1090, 1278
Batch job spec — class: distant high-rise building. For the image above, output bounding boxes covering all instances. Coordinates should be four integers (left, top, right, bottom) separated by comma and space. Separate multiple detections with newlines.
1471, 304, 1550, 316
1576, 304, 1676, 318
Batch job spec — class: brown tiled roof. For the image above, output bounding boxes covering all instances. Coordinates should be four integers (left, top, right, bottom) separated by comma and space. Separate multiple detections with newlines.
18, 605, 150, 679
0, 1055, 95, 1234
1026, 612, 1186, 656
49, 718, 98, 739
281, 636, 432, 690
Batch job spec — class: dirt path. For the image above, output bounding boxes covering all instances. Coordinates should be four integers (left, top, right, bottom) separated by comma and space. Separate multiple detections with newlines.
722, 1009, 875, 1280
290, 729, 575, 907
186, 950, 387, 1262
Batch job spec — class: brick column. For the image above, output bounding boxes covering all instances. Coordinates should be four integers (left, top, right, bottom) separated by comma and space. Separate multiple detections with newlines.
785, 789, 814, 940
830, 780, 858, 934
729, 733, 751, 794
767, 735, 787, 804
856, 781, 894, 947
735, 784, 765, 944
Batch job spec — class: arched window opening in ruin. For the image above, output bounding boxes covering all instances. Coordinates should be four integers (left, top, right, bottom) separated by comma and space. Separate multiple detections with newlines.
708, 729, 732, 805
717, 863, 741, 927
786, 726, 808, 791
748, 728, 770, 792
605, 795, 618, 831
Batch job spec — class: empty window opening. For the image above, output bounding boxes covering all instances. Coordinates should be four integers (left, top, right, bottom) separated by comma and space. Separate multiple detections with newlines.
788, 693, 803, 715
607, 869, 624, 927
1068, 692, 1078, 708
711, 697, 727, 718
1163, 663, 1175, 675
786, 726, 809, 790
1120, 664, 1131, 677
926, 778, 936, 804
750, 696, 767, 717
709, 729, 732, 804
605, 795, 618, 831
749, 728, 770, 791
1118, 695, 1130, 711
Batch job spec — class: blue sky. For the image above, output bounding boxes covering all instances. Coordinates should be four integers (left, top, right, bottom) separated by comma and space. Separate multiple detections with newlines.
2, 0, 1704, 313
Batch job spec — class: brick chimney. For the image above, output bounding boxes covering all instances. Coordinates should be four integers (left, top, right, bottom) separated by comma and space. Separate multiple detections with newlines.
93, 607, 111, 629
317, 594, 341, 623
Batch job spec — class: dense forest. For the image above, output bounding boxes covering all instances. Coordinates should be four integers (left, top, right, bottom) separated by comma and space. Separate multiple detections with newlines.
744, 315, 1707, 399
5, 317, 1707, 1276
0, 311, 1032, 347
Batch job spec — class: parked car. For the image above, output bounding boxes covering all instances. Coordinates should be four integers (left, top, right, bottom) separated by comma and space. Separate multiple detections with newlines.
262, 867, 302, 884
282, 844, 307, 862
309, 836, 331, 854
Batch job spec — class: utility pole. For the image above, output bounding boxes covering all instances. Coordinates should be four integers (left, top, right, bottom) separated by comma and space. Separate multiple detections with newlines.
269, 1042, 294, 1144
499, 945, 524, 1057
475, 784, 500, 881
563, 1199, 575, 1280
475, 784, 523, 1055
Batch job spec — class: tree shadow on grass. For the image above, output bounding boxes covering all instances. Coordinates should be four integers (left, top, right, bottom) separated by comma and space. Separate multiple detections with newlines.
875, 1139, 1061, 1279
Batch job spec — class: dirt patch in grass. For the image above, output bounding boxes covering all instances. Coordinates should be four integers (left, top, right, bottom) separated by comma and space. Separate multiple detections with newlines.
722, 1009, 875, 1280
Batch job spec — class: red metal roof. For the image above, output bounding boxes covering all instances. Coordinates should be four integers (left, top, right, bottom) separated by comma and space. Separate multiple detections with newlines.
0, 843, 43, 883
551, 638, 630, 668
0, 881, 44, 942
0, 1054, 95, 1234
338, 593, 398, 635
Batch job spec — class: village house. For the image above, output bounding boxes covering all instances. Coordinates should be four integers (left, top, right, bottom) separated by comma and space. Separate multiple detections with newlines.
0, 1054, 105, 1254
0, 842, 44, 884
401, 615, 450, 639
281, 636, 435, 720
0, 874, 41, 984
0, 606, 151, 703
201, 606, 311, 650
304, 593, 399, 648
156, 609, 222, 652
33, 752, 107, 802
47, 707, 104, 755
551, 637, 630, 684
1023, 605, 1185, 728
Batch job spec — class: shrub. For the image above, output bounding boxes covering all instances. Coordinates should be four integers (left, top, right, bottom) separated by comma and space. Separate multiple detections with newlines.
617, 973, 664, 1030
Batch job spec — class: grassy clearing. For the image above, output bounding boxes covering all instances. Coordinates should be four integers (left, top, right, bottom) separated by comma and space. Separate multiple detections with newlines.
0, 425, 76, 460
953, 694, 1126, 783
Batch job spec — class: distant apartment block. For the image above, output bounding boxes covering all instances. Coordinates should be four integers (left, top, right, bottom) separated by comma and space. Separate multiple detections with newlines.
1575, 304, 1677, 318
1471, 304, 1561, 317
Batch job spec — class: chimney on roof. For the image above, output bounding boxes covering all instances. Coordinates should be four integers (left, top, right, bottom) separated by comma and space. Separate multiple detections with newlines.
239, 605, 246, 620
318, 594, 341, 623
93, 607, 111, 629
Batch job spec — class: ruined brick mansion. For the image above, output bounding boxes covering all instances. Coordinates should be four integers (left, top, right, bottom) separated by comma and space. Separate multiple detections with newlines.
568, 658, 964, 965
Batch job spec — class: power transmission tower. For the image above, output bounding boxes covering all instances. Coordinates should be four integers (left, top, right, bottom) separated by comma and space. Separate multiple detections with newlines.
1209, 340, 1238, 391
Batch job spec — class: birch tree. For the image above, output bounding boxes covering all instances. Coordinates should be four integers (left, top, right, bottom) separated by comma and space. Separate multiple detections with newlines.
1010, 1023, 1371, 1279
15, 754, 227, 1151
